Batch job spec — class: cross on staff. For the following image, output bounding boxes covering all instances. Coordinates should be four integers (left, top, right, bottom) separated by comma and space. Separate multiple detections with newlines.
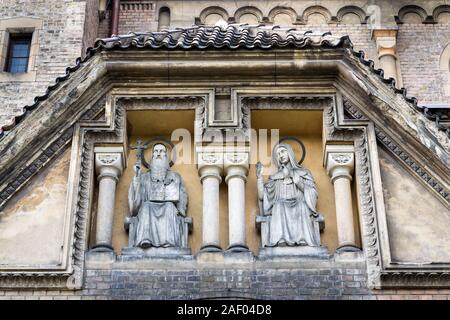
130, 139, 149, 175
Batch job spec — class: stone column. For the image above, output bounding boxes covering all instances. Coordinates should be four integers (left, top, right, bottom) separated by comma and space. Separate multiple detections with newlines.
325, 145, 359, 252
92, 147, 124, 252
198, 152, 223, 252
224, 153, 249, 252
372, 29, 399, 85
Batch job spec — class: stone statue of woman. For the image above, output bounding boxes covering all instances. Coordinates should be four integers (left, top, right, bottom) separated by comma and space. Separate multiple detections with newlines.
256, 143, 321, 247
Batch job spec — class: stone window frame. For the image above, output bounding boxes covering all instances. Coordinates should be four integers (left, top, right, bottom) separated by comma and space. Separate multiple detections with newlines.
0, 17, 42, 82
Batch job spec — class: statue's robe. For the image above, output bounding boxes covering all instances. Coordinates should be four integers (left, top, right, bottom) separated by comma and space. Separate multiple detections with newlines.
262, 167, 320, 247
128, 170, 188, 248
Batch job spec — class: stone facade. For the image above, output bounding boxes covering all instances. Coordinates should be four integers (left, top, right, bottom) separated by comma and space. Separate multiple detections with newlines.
0, 0, 449, 301
0, 0, 98, 130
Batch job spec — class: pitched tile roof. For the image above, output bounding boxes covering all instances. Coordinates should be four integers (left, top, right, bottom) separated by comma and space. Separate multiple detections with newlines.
0, 24, 448, 140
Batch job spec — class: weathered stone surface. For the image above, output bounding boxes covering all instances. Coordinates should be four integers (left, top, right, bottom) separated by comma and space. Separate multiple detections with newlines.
378, 146, 450, 263
0, 148, 70, 267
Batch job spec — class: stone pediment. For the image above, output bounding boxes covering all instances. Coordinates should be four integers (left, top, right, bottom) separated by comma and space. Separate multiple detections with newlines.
0, 25, 449, 289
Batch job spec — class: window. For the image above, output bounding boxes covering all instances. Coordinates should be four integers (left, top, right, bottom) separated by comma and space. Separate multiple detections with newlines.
5, 34, 32, 73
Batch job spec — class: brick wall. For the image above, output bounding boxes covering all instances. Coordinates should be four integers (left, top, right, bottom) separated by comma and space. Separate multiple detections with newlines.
82, 0, 100, 55
118, 1, 157, 35
0, 0, 90, 130
397, 23, 450, 104
3, 0, 450, 131
0, 264, 449, 300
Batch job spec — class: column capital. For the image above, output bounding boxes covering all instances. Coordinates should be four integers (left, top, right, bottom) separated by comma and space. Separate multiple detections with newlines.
94, 146, 125, 180
197, 152, 223, 183
224, 152, 249, 183
324, 145, 355, 183
372, 29, 398, 58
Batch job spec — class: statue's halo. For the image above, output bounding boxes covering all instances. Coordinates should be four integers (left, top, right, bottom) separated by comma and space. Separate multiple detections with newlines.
141, 137, 177, 167
273, 136, 306, 165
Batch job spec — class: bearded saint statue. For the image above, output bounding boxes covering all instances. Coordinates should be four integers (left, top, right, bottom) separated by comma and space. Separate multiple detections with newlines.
128, 143, 188, 248
256, 143, 321, 247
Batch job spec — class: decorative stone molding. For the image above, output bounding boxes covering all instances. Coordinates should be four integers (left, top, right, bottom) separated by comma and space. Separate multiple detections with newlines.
120, 1, 154, 11
343, 96, 450, 204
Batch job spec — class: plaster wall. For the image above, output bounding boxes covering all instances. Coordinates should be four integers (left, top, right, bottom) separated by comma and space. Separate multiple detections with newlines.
0, 148, 71, 267
378, 146, 450, 263
110, 109, 362, 255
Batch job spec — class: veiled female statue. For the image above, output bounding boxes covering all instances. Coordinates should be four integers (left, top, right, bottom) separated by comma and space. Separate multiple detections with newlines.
256, 142, 322, 247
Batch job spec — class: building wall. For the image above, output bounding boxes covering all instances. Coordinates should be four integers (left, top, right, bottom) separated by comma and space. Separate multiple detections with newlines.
0, 0, 449, 300
0, 0, 94, 131
397, 23, 450, 103
1, 0, 450, 130
0, 262, 449, 300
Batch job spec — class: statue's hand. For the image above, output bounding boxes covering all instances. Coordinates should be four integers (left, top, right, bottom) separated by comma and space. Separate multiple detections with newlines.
134, 164, 141, 177
256, 161, 263, 178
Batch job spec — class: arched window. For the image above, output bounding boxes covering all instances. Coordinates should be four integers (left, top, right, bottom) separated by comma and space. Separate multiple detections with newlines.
158, 7, 171, 31
439, 43, 450, 97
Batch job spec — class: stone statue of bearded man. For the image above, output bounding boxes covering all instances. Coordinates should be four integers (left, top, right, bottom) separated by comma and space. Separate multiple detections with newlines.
127, 143, 188, 249
256, 143, 322, 247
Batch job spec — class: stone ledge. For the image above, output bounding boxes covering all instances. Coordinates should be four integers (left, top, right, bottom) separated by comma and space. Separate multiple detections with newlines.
83, 249, 366, 271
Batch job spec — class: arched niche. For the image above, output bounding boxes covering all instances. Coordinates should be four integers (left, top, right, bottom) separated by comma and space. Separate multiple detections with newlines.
158, 6, 171, 31
234, 6, 263, 24
268, 6, 297, 25
337, 6, 367, 24
433, 5, 450, 24
396, 5, 427, 24
199, 6, 229, 25
302, 6, 332, 25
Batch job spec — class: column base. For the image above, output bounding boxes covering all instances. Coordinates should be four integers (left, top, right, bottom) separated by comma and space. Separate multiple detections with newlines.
91, 243, 114, 252
85, 250, 116, 268
226, 243, 249, 252
336, 244, 361, 253
199, 243, 222, 252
